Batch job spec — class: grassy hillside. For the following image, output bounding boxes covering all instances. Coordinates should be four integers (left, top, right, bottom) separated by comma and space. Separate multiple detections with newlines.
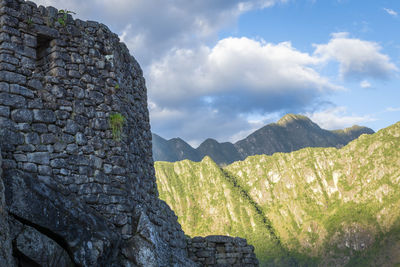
155, 121, 400, 266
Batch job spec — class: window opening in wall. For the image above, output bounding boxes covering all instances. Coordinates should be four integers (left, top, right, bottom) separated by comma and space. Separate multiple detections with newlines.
36, 34, 52, 72
216, 242, 225, 253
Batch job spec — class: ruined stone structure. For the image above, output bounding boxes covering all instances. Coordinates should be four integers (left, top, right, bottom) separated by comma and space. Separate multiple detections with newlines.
0, 0, 259, 266
188, 236, 259, 266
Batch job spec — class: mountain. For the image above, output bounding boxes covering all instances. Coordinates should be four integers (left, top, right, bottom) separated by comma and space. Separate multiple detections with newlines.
155, 121, 400, 266
152, 133, 201, 162
152, 114, 375, 165
196, 138, 242, 166
234, 114, 374, 158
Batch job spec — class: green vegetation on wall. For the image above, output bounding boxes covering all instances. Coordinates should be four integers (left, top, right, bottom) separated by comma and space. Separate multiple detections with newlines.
109, 113, 125, 141
57, 9, 76, 27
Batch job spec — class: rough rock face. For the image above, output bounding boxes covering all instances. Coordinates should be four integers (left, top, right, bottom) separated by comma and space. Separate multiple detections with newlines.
0, 148, 14, 267
152, 114, 374, 165
0, 0, 197, 265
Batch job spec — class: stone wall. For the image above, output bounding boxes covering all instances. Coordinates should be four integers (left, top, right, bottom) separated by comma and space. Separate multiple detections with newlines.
0, 0, 194, 265
0, 0, 259, 266
188, 236, 259, 266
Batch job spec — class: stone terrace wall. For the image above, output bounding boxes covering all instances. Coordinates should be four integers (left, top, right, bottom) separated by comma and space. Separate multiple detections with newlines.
0, 0, 194, 265
188, 235, 259, 267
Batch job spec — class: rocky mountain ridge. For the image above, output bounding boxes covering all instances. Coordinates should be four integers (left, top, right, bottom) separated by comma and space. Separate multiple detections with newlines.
153, 114, 374, 165
155, 121, 400, 266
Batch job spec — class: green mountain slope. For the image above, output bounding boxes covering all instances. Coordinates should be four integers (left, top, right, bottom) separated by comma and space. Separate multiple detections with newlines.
155, 121, 400, 266
155, 157, 288, 265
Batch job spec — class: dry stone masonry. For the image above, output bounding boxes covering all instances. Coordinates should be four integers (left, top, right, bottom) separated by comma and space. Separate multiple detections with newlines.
0, 0, 259, 266
188, 236, 259, 267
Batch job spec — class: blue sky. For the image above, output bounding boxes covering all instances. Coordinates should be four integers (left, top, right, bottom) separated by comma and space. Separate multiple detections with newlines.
33, 0, 400, 146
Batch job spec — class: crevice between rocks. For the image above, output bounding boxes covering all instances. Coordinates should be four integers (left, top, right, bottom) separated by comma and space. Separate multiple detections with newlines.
10, 213, 78, 267
12, 244, 41, 267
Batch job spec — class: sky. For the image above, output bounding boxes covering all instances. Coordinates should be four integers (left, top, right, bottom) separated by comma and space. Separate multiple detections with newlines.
32, 0, 400, 146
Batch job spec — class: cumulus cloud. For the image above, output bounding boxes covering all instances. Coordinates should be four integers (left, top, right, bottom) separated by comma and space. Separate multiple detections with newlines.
383, 8, 398, 17
305, 106, 375, 130
148, 37, 343, 143
149, 37, 340, 107
314, 32, 397, 80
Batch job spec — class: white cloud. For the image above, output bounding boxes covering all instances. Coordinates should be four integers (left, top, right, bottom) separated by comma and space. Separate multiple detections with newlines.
149, 37, 340, 108
305, 106, 375, 130
32, 0, 287, 65
360, 80, 371, 88
314, 32, 397, 80
383, 8, 398, 17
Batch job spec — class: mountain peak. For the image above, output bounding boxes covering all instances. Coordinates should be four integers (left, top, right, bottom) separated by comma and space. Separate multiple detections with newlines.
169, 137, 187, 143
199, 138, 219, 146
276, 114, 312, 126
341, 125, 374, 134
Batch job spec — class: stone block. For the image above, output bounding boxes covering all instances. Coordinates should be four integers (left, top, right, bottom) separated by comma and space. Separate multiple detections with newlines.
0, 106, 10, 117
0, 92, 26, 107
196, 250, 212, 258
10, 84, 35, 98
22, 162, 37, 172
11, 109, 33, 123
33, 109, 56, 123
25, 132, 40, 145
206, 235, 234, 243
27, 152, 50, 165
0, 71, 26, 85
27, 79, 43, 90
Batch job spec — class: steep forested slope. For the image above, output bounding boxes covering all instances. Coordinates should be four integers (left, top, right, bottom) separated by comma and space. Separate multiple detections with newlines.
155, 121, 400, 266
